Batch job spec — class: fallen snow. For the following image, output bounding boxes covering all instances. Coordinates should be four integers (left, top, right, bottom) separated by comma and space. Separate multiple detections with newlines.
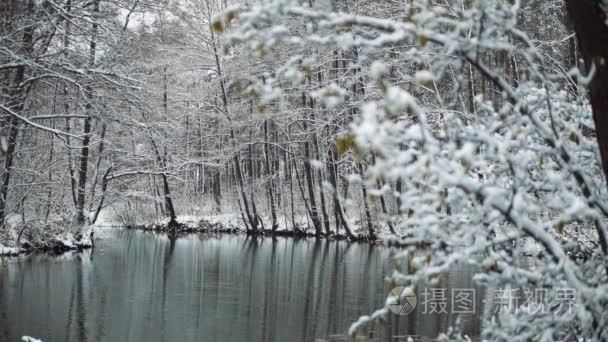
0, 244, 22, 256
22, 337, 43, 342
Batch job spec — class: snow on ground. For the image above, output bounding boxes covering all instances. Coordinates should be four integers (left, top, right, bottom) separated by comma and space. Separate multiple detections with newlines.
200, 214, 242, 229
137, 212, 316, 232
128, 208, 413, 238
201, 213, 315, 232
149, 215, 203, 229
0, 212, 96, 255
92, 208, 123, 227
22, 336, 43, 342
0, 244, 22, 256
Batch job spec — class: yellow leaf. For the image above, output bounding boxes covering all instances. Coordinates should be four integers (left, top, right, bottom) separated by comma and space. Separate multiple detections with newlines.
211, 20, 224, 33
378, 80, 387, 95
554, 222, 565, 235
299, 65, 312, 77
419, 35, 428, 46
226, 10, 239, 23
256, 42, 266, 57
337, 22, 353, 33
336, 133, 358, 156
242, 87, 259, 97
460, 159, 470, 171
407, 6, 417, 22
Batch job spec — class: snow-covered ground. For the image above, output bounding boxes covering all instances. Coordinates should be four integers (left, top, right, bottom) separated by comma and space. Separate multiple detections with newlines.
21, 337, 43, 342
0, 213, 94, 256
0, 244, 22, 256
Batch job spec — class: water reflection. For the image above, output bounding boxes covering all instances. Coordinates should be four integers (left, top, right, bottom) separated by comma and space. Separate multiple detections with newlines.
0, 229, 487, 341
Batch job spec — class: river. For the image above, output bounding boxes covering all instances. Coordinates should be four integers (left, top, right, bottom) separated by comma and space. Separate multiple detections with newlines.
0, 228, 487, 341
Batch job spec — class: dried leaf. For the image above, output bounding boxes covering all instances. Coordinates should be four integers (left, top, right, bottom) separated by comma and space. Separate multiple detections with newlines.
555, 222, 565, 235
336, 133, 358, 156
211, 20, 224, 33
419, 35, 428, 46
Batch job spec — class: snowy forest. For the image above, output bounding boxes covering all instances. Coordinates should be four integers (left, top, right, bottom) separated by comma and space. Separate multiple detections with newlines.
2, 0, 608, 341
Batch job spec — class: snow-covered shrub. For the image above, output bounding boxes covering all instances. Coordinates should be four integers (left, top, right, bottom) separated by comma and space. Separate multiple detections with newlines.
226, 0, 608, 339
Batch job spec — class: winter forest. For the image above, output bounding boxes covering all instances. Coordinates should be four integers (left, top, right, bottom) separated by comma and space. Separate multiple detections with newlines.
1, 0, 608, 341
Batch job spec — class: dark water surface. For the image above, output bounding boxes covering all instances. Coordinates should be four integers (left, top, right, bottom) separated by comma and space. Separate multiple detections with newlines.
0, 229, 486, 341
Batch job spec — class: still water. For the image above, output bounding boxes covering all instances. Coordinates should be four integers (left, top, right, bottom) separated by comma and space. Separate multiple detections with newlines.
0, 229, 487, 341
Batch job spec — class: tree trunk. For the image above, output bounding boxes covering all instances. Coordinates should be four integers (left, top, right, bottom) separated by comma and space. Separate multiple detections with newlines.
302, 93, 323, 237
73, 0, 100, 233
247, 121, 261, 229
66, 118, 78, 206
288, 152, 297, 231
139, 105, 176, 226
213, 170, 221, 213
566, 0, 608, 182
328, 148, 355, 239
44, 88, 59, 223
90, 167, 111, 225
0, 0, 34, 231
160, 155, 178, 226
0, 118, 20, 229
315, 146, 331, 235
377, 182, 396, 235
311, 72, 331, 235
62, 0, 77, 208
358, 163, 376, 240
88, 123, 107, 217
264, 120, 278, 231
566, 0, 608, 278
293, 154, 314, 229
74, 116, 92, 228
209, 26, 256, 231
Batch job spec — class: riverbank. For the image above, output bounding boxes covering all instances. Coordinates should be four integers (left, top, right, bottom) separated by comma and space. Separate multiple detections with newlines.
0, 238, 94, 257
126, 214, 384, 242
0, 218, 94, 257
